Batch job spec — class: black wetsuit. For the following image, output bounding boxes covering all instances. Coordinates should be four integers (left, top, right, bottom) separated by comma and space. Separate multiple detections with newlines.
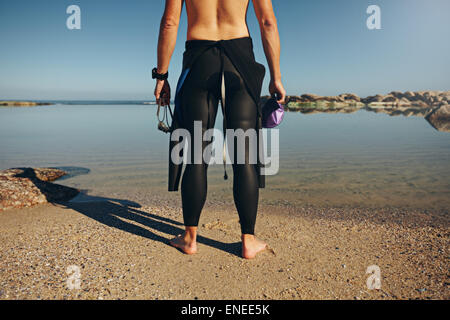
169, 36, 266, 235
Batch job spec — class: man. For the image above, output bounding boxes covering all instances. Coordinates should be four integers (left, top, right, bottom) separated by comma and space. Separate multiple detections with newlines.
153, 0, 285, 259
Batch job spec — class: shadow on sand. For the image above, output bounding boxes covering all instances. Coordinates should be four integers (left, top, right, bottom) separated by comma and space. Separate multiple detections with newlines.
6, 167, 241, 257
57, 194, 242, 257
9, 167, 242, 257
16, 162, 241, 256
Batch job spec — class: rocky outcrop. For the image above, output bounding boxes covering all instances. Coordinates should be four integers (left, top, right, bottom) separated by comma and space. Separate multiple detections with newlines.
283, 93, 363, 105
425, 105, 450, 132
260, 94, 363, 114
0, 167, 80, 211
361, 91, 449, 108
261, 93, 364, 114
0, 101, 52, 107
259, 91, 449, 117
272, 91, 449, 112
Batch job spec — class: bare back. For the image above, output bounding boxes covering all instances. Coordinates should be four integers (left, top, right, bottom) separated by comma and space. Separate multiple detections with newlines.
185, 0, 250, 41
156, 0, 285, 104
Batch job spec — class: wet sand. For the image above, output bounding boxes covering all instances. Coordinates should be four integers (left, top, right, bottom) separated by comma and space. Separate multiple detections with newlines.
0, 198, 448, 300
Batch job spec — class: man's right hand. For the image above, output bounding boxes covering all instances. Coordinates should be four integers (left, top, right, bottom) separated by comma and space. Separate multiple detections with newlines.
269, 79, 286, 104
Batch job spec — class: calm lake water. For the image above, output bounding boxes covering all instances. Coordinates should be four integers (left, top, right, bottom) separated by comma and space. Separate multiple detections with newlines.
1, 104, 449, 211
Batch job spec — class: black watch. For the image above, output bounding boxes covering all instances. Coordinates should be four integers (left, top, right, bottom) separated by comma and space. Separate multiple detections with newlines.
152, 67, 168, 80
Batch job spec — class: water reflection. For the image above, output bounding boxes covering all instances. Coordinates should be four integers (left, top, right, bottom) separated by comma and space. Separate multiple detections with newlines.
425, 107, 450, 133
283, 105, 450, 133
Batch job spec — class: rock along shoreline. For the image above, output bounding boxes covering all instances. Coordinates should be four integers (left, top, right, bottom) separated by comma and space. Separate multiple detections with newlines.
261, 90, 450, 132
267, 90, 449, 110
0, 167, 80, 212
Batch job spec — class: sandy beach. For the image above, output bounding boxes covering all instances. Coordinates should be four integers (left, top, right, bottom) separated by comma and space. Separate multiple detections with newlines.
0, 197, 448, 300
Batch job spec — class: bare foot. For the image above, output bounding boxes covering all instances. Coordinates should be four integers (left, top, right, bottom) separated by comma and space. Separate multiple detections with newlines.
242, 235, 268, 259
169, 233, 197, 255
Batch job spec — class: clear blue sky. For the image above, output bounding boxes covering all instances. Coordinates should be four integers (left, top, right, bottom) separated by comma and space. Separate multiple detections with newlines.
1, 0, 449, 100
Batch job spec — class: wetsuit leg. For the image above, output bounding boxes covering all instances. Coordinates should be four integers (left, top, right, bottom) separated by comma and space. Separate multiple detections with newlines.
179, 45, 259, 235
180, 48, 221, 228
223, 55, 259, 235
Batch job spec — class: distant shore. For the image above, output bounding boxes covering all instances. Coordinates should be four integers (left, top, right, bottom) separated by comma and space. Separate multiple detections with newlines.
0, 101, 53, 107
3, 90, 449, 109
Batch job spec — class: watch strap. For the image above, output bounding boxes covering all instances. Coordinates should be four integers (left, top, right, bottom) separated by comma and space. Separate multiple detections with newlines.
152, 67, 168, 80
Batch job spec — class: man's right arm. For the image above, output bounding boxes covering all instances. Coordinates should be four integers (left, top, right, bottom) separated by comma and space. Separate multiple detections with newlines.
252, 0, 285, 103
